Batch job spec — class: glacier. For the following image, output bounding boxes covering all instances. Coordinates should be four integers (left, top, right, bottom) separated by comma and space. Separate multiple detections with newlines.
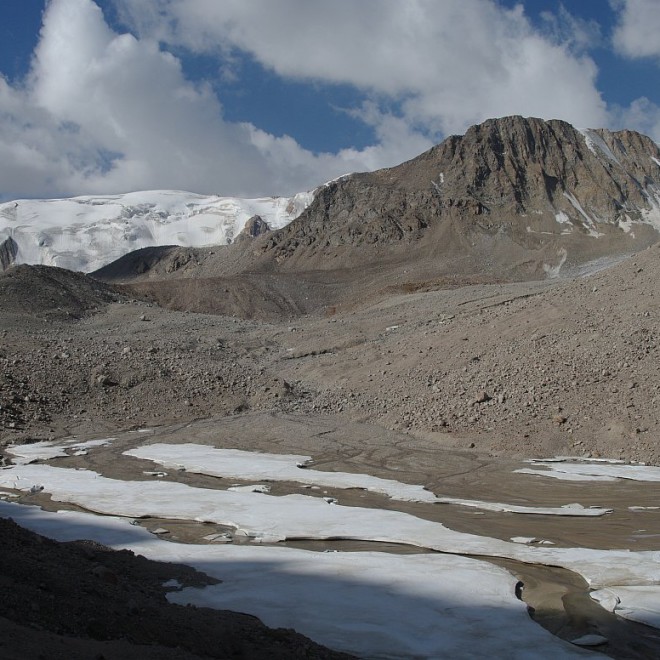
0, 188, 315, 273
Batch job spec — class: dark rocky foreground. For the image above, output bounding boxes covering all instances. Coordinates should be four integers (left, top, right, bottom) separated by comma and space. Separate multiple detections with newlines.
0, 517, 352, 659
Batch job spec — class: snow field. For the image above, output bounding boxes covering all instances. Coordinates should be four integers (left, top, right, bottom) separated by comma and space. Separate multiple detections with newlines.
0, 189, 314, 272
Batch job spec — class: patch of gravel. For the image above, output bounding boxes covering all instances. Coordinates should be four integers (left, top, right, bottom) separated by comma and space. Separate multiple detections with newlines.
3, 246, 660, 467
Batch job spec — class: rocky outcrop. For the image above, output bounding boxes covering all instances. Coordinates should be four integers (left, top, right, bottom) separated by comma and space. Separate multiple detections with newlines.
254, 117, 660, 277
238, 215, 271, 240
0, 235, 18, 271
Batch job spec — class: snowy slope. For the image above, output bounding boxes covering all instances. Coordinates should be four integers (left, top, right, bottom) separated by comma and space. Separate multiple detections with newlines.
0, 189, 315, 273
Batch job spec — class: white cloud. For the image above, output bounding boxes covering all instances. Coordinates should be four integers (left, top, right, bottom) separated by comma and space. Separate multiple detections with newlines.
611, 97, 660, 142
540, 5, 603, 53
0, 0, 623, 200
18, 0, 278, 197
2, 0, 415, 199
612, 0, 660, 60
609, 0, 660, 142
116, 0, 609, 137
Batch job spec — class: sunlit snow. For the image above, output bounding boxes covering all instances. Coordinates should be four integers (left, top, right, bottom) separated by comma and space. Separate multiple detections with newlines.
6, 437, 114, 465
0, 464, 657, 590
124, 443, 610, 516
0, 189, 314, 272
516, 461, 660, 483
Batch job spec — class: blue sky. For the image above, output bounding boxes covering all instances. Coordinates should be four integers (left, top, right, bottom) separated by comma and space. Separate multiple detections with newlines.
0, 0, 658, 200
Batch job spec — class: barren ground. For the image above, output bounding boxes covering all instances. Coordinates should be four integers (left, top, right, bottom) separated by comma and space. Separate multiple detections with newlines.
2, 242, 660, 657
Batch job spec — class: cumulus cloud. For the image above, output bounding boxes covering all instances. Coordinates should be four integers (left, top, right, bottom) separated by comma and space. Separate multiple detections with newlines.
2, 0, 279, 198
117, 0, 609, 137
607, 0, 660, 141
611, 97, 660, 142
0, 0, 630, 200
612, 0, 660, 60
2, 0, 421, 199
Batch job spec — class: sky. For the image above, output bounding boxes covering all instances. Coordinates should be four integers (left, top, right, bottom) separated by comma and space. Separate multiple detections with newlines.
0, 0, 658, 201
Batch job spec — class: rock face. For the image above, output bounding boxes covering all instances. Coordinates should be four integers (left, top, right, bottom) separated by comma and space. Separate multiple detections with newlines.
255, 116, 660, 278
0, 236, 18, 270
239, 215, 271, 240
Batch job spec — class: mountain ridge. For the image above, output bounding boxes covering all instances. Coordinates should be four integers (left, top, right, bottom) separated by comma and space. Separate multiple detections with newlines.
244, 116, 660, 278
4, 116, 660, 289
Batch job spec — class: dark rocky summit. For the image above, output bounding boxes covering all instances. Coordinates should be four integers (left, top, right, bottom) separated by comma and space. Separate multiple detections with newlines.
238, 214, 271, 240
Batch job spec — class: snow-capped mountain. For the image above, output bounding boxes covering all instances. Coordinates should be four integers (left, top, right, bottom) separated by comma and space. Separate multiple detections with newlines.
0, 189, 315, 273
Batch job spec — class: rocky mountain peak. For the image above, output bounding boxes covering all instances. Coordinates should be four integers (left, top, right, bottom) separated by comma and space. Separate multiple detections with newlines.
253, 116, 660, 278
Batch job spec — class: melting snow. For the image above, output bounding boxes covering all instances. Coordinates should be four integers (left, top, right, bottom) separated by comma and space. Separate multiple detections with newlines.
591, 586, 660, 629
2, 441, 659, 650
6, 437, 114, 465
0, 500, 591, 659
125, 443, 610, 516
6, 441, 69, 465
516, 461, 660, 483
0, 465, 655, 590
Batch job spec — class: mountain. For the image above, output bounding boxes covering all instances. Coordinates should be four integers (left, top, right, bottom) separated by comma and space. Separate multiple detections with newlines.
5, 116, 660, 290
243, 116, 660, 280
0, 189, 314, 273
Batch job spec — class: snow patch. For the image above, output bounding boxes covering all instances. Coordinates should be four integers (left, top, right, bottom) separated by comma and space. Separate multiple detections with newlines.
563, 192, 603, 237
618, 216, 635, 233
125, 443, 609, 516
6, 437, 114, 465
591, 586, 660, 629
227, 484, 271, 494
640, 184, 660, 231
578, 129, 621, 165
543, 247, 567, 278
6, 441, 69, 465
516, 461, 660, 483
